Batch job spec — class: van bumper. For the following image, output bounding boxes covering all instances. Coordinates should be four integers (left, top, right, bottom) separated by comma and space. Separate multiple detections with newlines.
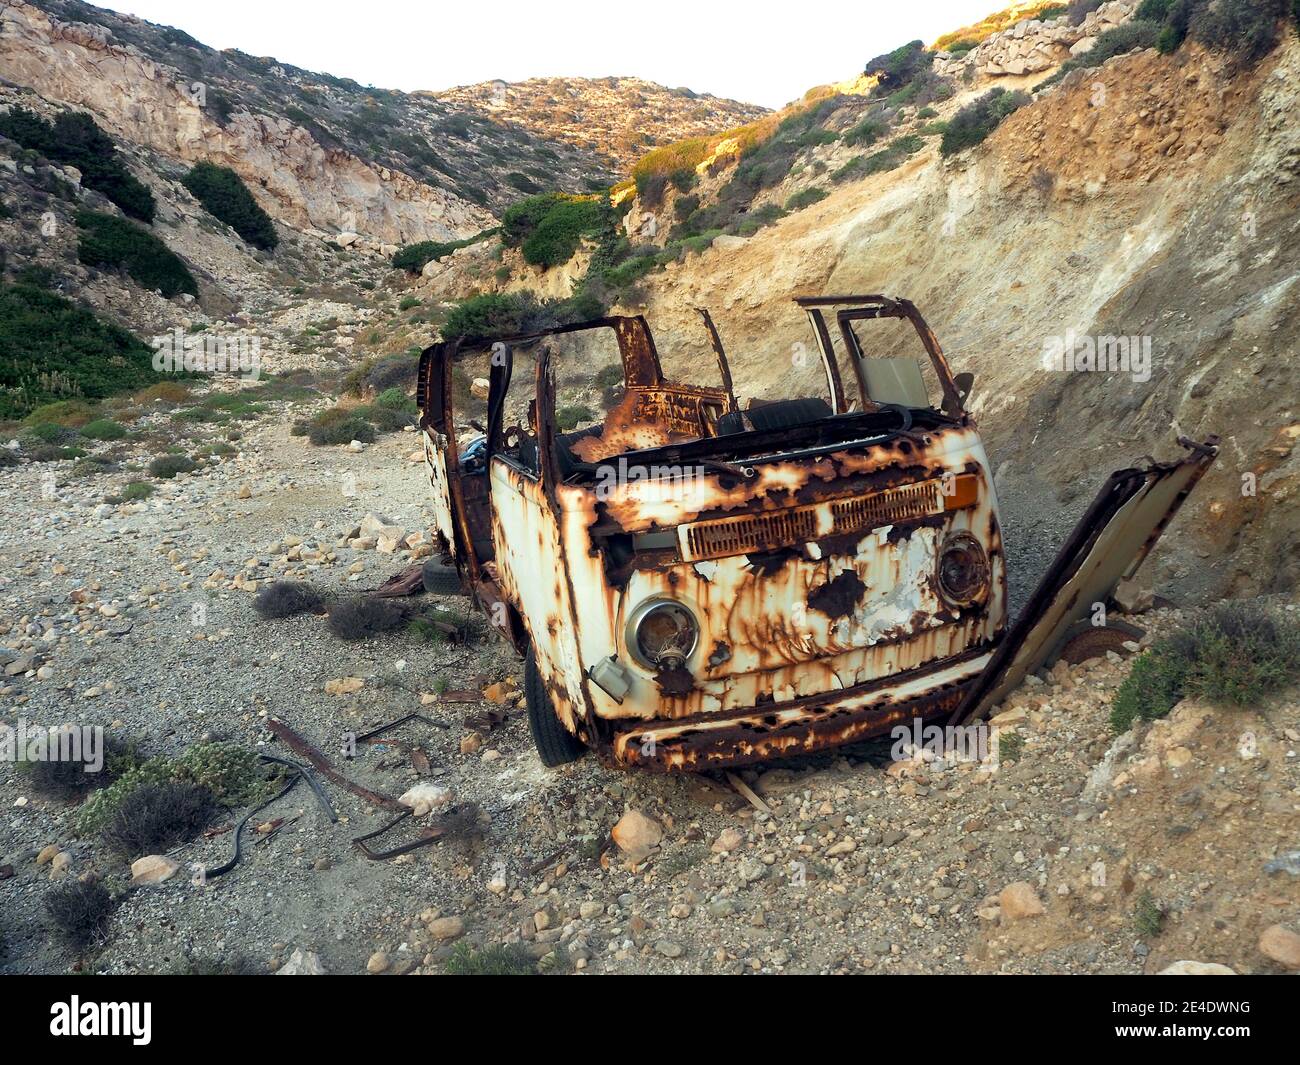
604, 647, 994, 772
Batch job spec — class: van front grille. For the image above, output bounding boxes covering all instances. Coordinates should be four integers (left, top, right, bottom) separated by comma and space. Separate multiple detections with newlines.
678, 479, 944, 562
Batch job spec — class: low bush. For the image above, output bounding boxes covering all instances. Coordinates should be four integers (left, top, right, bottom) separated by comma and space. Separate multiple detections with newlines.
98, 781, 217, 856
443, 942, 536, 976
45, 881, 117, 949
23, 400, 99, 427
392, 236, 476, 273
833, 135, 925, 182
76, 210, 197, 298
1134, 889, 1166, 938
182, 162, 278, 250
1190, 0, 1295, 62
940, 89, 1030, 156
1109, 601, 1300, 732
105, 480, 154, 503
78, 418, 127, 441
375, 387, 414, 410
21, 422, 79, 446
147, 454, 196, 479
355, 402, 412, 432
555, 404, 594, 431
442, 291, 588, 342
327, 597, 406, 640
307, 413, 375, 446
19, 735, 133, 800
253, 580, 324, 619
133, 381, 192, 406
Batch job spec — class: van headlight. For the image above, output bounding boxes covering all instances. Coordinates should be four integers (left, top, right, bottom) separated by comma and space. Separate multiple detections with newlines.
936, 533, 990, 606
626, 599, 699, 669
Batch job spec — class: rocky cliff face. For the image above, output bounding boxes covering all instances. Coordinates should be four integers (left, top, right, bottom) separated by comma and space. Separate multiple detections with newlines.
0, 1, 503, 245
933, 1, 1137, 79
430, 76, 769, 170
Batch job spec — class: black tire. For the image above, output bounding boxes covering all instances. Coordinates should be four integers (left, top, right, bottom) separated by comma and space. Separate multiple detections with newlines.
524, 650, 586, 767
422, 560, 465, 596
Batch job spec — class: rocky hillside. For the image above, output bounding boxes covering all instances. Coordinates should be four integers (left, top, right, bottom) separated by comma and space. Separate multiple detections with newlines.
430, 76, 769, 170
1, 0, 615, 243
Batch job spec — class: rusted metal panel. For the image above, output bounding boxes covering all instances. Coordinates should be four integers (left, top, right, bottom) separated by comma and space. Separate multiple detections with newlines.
949, 437, 1220, 727
612, 647, 992, 771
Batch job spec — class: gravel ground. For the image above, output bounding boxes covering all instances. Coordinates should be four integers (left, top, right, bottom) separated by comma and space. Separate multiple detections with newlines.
1, 396, 1296, 976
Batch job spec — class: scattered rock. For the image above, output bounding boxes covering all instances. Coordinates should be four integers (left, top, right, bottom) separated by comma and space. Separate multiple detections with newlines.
426, 916, 465, 941
999, 882, 1045, 921
398, 782, 453, 817
130, 855, 180, 885
612, 810, 663, 862
1259, 924, 1300, 970
1158, 960, 1237, 975
276, 948, 327, 975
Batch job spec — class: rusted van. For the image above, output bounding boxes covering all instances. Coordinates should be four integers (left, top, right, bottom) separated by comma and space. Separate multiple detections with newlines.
415, 296, 1215, 771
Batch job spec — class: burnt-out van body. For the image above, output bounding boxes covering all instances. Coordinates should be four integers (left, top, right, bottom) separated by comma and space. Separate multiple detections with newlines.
415, 295, 1216, 771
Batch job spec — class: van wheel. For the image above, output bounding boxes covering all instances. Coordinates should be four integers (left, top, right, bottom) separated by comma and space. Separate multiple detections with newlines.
524, 651, 586, 767
421, 560, 464, 596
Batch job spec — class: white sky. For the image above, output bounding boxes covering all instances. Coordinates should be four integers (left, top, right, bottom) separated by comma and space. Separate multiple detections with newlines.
102, 0, 1007, 109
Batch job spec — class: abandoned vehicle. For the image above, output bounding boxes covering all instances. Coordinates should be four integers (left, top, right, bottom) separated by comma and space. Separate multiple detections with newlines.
416, 296, 1216, 772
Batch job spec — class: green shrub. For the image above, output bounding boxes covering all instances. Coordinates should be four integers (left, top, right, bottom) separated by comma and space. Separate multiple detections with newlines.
21, 422, 79, 445
76, 742, 274, 838
76, 210, 197, 298
0, 283, 166, 419
501, 192, 569, 247
106, 480, 154, 503
844, 118, 889, 147
79, 418, 127, 441
442, 290, 602, 341
374, 387, 411, 410
523, 197, 608, 268
1109, 647, 1190, 733
555, 404, 594, 431
833, 135, 925, 182
865, 40, 930, 95
1170, 600, 1300, 706
355, 403, 411, 432
148, 454, 197, 479
1191, 0, 1293, 62
308, 414, 375, 446
443, 942, 536, 976
0, 107, 154, 221
23, 399, 99, 427
182, 161, 278, 250
392, 238, 470, 273
940, 89, 1030, 156
784, 187, 828, 212
1110, 601, 1300, 732
1135, 0, 1174, 18
1134, 890, 1165, 938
